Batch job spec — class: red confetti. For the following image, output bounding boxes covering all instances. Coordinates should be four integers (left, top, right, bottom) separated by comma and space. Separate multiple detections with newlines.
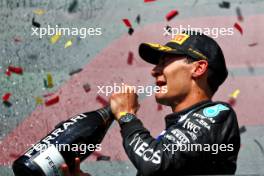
228, 98, 236, 107
157, 104, 163, 111
2, 93, 11, 102
122, 19, 132, 28
144, 0, 156, 2
9, 153, 21, 159
45, 96, 59, 106
234, 22, 243, 35
166, 10, 179, 21
5, 70, 11, 76
127, 51, 134, 65
96, 95, 108, 107
248, 42, 258, 47
8, 66, 23, 74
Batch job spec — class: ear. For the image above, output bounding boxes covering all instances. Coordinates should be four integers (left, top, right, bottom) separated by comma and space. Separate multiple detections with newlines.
191, 60, 208, 78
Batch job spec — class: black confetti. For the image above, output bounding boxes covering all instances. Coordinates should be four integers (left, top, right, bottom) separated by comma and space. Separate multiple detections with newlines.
128, 28, 134, 35
254, 139, 264, 156
239, 126, 246, 134
236, 7, 243, 22
248, 42, 258, 47
219, 1, 230, 8
68, 0, 78, 13
136, 14, 141, 24
69, 68, 82, 76
32, 17, 41, 28
44, 79, 48, 88
3, 101, 12, 107
96, 155, 111, 161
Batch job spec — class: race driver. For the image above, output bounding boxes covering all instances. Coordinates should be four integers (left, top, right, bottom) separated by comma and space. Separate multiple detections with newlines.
110, 31, 241, 176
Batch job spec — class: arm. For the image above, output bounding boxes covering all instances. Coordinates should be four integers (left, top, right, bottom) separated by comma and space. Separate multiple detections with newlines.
119, 115, 211, 176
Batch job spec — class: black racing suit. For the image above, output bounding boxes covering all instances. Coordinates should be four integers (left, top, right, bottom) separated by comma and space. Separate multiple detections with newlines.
119, 100, 240, 176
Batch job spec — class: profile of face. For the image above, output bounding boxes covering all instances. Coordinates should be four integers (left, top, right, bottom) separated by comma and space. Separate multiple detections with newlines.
151, 55, 208, 106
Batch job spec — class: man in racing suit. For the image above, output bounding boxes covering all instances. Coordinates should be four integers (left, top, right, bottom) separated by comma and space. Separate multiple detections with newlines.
110, 31, 240, 175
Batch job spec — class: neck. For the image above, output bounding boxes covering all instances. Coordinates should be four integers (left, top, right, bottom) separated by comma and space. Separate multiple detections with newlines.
171, 89, 211, 112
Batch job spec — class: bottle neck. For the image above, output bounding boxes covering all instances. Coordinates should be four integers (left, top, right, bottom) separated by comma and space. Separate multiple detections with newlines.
96, 105, 114, 126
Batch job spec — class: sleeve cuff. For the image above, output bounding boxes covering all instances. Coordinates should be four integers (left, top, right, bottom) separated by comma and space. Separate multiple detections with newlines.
120, 119, 145, 138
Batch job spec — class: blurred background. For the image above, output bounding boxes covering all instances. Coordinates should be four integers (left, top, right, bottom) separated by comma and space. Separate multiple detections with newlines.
0, 0, 264, 175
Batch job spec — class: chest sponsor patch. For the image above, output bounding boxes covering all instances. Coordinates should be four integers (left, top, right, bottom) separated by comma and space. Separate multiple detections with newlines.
182, 118, 201, 134
170, 129, 190, 144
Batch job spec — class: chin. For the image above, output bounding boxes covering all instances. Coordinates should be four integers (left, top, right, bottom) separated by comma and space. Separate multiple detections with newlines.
155, 93, 171, 106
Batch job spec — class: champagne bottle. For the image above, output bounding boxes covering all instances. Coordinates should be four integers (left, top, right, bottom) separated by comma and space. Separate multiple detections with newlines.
12, 106, 114, 176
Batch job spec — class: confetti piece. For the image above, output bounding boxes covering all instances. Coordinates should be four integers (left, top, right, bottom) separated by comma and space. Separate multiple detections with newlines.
136, 14, 141, 24
50, 32, 62, 44
83, 83, 91, 92
8, 66, 23, 74
92, 151, 111, 161
45, 96, 59, 106
239, 126, 246, 134
228, 89, 240, 106
127, 51, 134, 65
96, 95, 108, 107
236, 7, 243, 22
5, 70, 11, 76
96, 155, 111, 161
123, 19, 132, 28
64, 39, 73, 48
229, 89, 240, 99
2, 93, 11, 102
254, 139, 264, 156
33, 9, 46, 15
32, 17, 41, 28
69, 68, 82, 76
46, 73, 54, 88
68, 0, 78, 13
248, 42, 258, 47
144, 0, 156, 2
234, 22, 243, 35
228, 98, 236, 106
9, 153, 20, 159
128, 28, 134, 35
157, 104, 163, 111
246, 62, 254, 74
44, 79, 48, 88
3, 101, 12, 107
35, 97, 44, 105
219, 1, 230, 8
166, 10, 179, 21
13, 37, 22, 43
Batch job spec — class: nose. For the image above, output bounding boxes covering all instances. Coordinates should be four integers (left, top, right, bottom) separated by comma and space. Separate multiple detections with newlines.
151, 65, 163, 77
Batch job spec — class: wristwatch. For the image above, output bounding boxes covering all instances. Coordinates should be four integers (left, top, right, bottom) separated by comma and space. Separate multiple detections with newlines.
118, 112, 137, 125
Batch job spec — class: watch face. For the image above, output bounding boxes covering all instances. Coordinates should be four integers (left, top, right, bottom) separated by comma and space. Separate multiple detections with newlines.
120, 114, 135, 123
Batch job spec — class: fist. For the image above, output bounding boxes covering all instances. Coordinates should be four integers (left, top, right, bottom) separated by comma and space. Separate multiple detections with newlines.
110, 84, 140, 120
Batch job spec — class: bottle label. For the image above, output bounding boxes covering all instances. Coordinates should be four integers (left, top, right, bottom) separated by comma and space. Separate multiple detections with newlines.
32, 145, 65, 176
